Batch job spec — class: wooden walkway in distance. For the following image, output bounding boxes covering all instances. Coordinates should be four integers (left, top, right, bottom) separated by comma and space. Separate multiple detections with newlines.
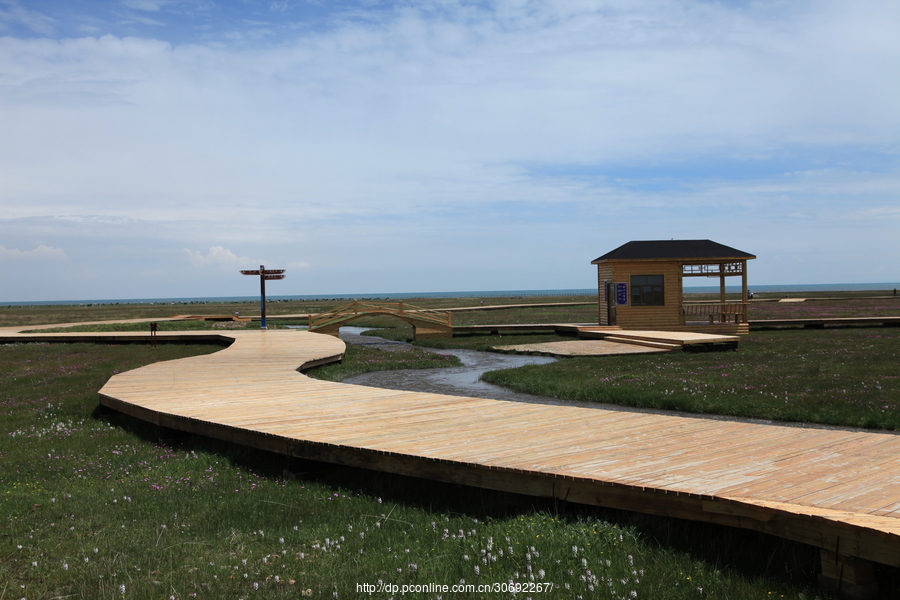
490, 328, 741, 356
493, 338, 671, 357
750, 316, 900, 329
5, 326, 900, 573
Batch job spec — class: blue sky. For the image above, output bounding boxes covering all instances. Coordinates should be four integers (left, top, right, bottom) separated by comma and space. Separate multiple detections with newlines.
1, 0, 898, 302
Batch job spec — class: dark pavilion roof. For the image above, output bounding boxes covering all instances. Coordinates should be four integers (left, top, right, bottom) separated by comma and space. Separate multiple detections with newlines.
592, 240, 755, 263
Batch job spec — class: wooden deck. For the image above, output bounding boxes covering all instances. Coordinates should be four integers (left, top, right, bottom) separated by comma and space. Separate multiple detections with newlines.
5, 326, 900, 573
492, 329, 740, 355
493, 339, 671, 357
750, 316, 900, 329
577, 328, 740, 350
455, 325, 741, 351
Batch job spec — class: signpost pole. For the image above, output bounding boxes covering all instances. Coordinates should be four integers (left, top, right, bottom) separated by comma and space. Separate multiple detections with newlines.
259, 265, 267, 329
240, 265, 286, 330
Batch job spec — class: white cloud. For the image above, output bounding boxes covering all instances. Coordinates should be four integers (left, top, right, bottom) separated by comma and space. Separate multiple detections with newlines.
852, 205, 900, 220
184, 245, 253, 269
0, 0, 898, 300
120, 0, 173, 12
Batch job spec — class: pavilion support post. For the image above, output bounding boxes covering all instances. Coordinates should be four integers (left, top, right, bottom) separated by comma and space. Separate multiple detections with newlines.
742, 260, 749, 323
719, 263, 726, 323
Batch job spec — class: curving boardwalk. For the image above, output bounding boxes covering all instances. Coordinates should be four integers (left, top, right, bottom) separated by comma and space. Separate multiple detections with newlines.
5, 327, 900, 580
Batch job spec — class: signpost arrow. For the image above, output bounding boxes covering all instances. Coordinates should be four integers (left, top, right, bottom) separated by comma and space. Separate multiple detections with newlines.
240, 265, 286, 329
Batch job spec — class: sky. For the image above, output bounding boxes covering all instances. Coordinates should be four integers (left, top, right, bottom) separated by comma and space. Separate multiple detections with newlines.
1, 0, 898, 302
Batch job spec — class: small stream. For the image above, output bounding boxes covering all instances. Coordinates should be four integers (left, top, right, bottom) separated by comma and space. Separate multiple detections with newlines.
323, 328, 876, 430
338, 326, 563, 404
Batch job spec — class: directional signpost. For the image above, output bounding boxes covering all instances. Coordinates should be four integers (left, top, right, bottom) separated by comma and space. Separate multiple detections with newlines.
240, 265, 286, 329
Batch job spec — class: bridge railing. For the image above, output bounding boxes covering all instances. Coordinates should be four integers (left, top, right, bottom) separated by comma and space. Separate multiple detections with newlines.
309, 300, 452, 330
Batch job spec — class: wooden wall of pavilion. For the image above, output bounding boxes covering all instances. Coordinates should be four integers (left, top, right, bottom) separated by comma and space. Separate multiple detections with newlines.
597, 260, 684, 329
596, 263, 613, 325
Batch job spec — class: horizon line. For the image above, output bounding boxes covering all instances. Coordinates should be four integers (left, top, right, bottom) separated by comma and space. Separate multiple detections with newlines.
4, 282, 900, 306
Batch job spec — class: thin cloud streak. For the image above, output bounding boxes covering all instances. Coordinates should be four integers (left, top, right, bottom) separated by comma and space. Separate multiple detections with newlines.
0, 244, 68, 261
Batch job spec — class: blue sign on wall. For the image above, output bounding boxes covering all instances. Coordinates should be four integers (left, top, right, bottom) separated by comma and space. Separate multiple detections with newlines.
616, 282, 628, 306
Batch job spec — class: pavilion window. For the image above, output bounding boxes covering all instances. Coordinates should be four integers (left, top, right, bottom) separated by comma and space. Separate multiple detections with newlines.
631, 275, 664, 306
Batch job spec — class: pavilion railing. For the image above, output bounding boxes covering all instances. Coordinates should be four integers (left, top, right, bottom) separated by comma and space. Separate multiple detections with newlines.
683, 302, 749, 324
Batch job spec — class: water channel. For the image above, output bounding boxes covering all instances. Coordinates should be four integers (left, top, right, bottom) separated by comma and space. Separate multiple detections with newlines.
337, 326, 563, 404
317, 326, 878, 433
332, 327, 820, 426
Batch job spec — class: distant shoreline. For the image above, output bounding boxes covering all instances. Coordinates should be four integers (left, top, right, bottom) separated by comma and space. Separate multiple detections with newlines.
4, 282, 900, 306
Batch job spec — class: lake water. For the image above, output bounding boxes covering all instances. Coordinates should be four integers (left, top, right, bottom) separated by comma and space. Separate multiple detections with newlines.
9, 282, 899, 306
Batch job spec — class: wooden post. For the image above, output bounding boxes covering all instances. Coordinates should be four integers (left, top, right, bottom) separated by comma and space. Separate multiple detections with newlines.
259, 265, 267, 329
741, 260, 749, 323
819, 550, 878, 599
240, 266, 285, 330
719, 263, 726, 323
598, 273, 604, 325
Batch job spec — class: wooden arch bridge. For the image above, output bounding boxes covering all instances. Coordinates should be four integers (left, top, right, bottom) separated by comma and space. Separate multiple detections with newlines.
308, 300, 453, 339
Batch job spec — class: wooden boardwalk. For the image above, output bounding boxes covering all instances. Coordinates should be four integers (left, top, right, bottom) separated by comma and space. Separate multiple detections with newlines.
493, 339, 671, 356
5, 326, 900, 575
492, 329, 741, 356
750, 316, 900, 329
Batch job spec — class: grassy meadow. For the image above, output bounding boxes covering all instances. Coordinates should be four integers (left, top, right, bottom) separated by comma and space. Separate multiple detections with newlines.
355, 293, 900, 431
0, 294, 595, 329
2, 293, 899, 598
478, 327, 900, 430
1, 343, 827, 599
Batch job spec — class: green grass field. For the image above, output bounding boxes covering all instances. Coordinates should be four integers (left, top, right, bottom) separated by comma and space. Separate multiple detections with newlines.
1, 343, 828, 599
358, 294, 900, 431
3, 294, 899, 598
477, 327, 900, 430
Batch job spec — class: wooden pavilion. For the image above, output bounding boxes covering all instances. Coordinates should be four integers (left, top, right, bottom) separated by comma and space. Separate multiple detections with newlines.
591, 240, 756, 334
